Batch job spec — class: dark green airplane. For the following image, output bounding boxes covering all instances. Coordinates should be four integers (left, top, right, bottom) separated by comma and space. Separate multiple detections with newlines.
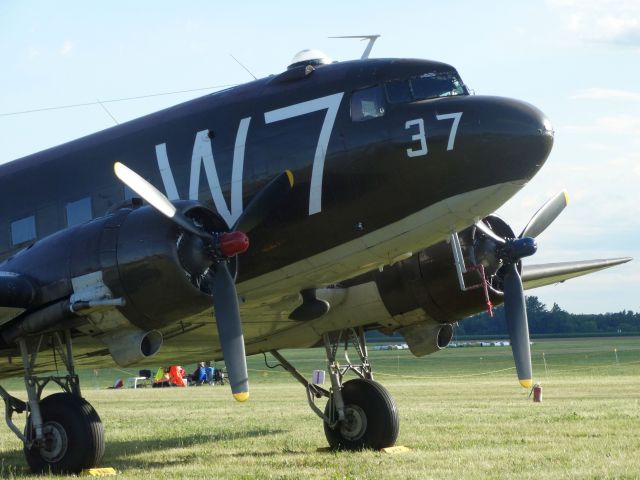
0, 48, 631, 473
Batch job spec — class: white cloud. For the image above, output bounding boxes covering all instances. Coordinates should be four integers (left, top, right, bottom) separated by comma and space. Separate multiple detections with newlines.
547, 0, 640, 46
60, 40, 74, 56
571, 88, 640, 101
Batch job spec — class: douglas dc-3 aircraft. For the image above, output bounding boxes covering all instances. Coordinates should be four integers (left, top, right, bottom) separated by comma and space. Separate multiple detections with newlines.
0, 47, 631, 473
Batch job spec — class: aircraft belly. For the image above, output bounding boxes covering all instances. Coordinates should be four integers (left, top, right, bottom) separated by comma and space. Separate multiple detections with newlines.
237, 180, 526, 302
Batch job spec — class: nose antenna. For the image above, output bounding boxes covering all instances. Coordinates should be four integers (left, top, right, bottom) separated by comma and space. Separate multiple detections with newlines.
329, 34, 380, 59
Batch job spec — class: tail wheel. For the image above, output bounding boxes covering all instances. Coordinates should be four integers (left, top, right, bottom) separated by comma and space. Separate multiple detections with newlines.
324, 379, 399, 450
24, 392, 105, 474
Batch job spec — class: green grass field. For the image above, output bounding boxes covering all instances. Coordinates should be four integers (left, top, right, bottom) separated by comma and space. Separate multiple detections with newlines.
1, 337, 639, 479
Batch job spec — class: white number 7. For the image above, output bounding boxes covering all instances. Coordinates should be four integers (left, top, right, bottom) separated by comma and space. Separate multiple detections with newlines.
436, 112, 463, 151
265, 93, 344, 216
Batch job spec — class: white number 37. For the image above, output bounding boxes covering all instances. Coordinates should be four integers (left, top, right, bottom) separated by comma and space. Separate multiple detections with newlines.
405, 112, 463, 158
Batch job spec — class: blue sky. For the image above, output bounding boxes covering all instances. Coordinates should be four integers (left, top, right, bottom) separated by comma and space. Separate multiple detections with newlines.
0, 1, 638, 313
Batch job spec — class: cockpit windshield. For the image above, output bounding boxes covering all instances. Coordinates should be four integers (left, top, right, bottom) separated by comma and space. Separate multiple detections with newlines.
385, 71, 467, 104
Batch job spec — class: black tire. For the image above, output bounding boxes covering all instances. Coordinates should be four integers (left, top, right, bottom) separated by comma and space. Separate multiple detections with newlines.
24, 392, 105, 474
324, 379, 399, 450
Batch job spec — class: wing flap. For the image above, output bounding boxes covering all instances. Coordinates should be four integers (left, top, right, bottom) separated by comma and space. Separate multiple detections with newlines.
522, 257, 632, 290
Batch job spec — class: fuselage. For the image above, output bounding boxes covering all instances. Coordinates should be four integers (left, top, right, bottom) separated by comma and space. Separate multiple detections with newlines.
0, 57, 553, 309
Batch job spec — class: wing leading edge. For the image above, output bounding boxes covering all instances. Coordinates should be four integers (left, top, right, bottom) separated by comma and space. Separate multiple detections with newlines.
522, 257, 632, 290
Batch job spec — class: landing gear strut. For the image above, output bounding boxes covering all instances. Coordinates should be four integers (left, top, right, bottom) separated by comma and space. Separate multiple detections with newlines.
271, 328, 399, 450
0, 331, 104, 474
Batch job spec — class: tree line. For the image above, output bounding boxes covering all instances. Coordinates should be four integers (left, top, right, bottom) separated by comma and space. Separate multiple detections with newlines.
456, 296, 640, 336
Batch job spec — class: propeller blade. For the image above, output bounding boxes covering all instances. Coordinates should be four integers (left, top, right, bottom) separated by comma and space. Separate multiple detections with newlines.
502, 263, 533, 389
211, 261, 249, 402
519, 190, 568, 239
475, 220, 506, 244
232, 170, 294, 232
113, 162, 210, 239
114, 162, 176, 217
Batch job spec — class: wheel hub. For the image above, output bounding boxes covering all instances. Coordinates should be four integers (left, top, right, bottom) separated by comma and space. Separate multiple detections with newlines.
339, 405, 367, 441
38, 421, 68, 462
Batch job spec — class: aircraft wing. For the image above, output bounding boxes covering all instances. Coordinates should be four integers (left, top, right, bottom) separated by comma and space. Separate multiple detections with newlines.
522, 257, 631, 290
0, 271, 37, 326
0, 307, 25, 327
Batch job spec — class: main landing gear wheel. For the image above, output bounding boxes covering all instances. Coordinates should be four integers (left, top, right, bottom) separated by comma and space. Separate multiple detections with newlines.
324, 379, 399, 451
24, 393, 105, 474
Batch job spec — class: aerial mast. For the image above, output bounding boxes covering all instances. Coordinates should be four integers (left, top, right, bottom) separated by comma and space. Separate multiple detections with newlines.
329, 34, 381, 59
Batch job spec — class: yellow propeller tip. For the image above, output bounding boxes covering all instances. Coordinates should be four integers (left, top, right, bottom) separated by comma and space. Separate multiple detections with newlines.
233, 392, 250, 402
114, 161, 129, 178
285, 170, 294, 188
519, 379, 533, 389
563, 190, 569, 206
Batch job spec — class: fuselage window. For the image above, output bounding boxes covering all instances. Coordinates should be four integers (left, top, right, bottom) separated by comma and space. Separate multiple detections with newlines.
11, 215, 36, 245
350, 86, 385, 122
66, 197, 93, 227
410, 72, 467, 100
385, 79, 412, 104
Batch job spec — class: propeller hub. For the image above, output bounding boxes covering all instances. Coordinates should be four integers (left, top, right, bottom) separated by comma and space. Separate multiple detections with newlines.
498, 237, 537, 264
219, 231, 250, 257
177, 233, 211, 277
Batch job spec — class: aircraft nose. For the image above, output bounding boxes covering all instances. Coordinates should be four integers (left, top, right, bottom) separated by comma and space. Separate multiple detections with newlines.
486, 97, 554, 182
501, 98, 554, 141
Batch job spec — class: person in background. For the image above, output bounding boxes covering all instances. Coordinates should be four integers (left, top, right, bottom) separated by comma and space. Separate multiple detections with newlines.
169, 365, 186, 387
205, 362, 215, 384
190, 362, 207, 385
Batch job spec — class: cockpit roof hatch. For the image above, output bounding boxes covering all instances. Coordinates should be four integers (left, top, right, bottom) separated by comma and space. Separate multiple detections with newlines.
287, 49, 333, 70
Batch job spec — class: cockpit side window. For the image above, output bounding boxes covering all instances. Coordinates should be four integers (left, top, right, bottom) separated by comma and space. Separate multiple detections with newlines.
385, 79, 412, 104
350, 86, 385, 122
410, 72, 467, 100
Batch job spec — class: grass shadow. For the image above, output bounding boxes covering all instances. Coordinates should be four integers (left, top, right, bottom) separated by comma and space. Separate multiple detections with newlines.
0, 428, 287, 475
104, 428, 286, 469
0, 450, 31, 479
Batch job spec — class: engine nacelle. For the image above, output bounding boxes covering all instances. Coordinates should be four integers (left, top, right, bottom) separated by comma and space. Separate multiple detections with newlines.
371, 215, 517, 325
100, 328, 163, 367
0, 201, 223, 356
